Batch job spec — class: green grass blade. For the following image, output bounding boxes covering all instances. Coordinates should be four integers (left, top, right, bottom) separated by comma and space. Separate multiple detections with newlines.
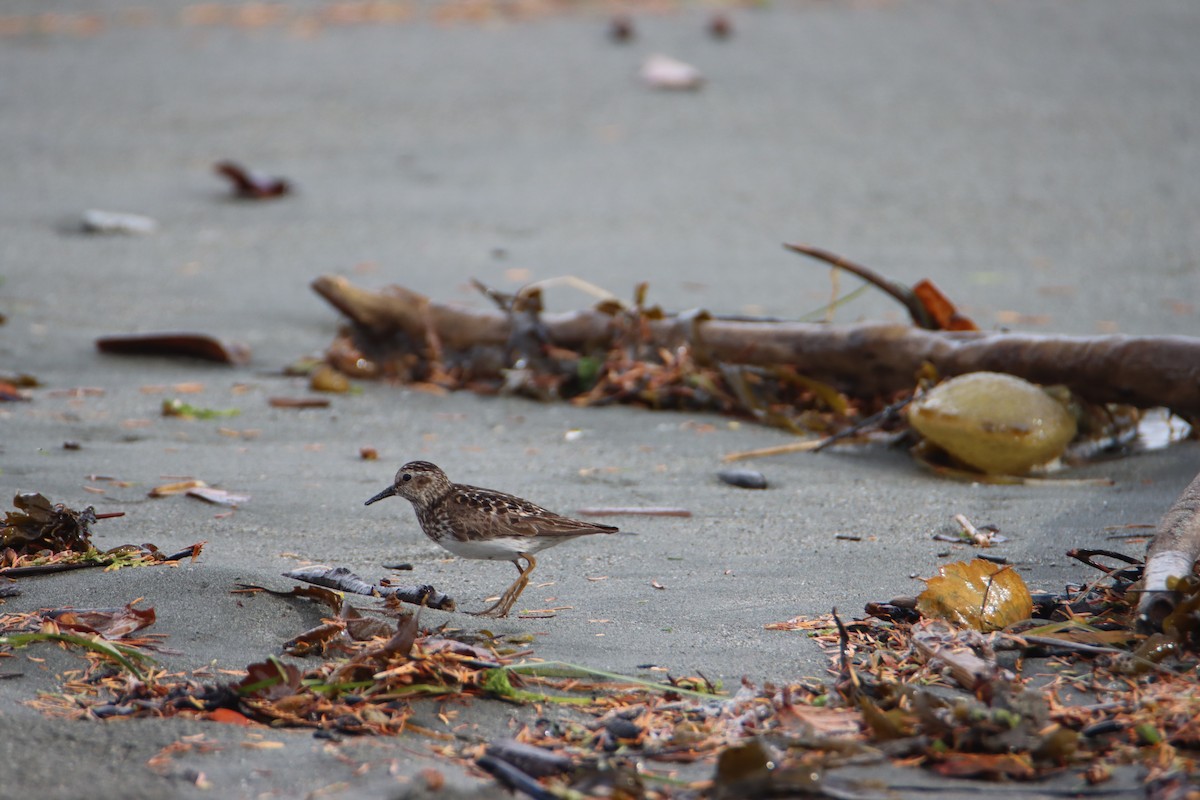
1, 632, 150, 680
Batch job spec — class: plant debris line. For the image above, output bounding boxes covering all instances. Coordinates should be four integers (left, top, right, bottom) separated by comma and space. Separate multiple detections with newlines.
0, 492, 205, 577
29, 587, 777, 760
313, 268, 1198, 484
1, 601, 164, 680
770, 551, 1200, 788
21, 551, 1200, 796
316, 273, 908, 439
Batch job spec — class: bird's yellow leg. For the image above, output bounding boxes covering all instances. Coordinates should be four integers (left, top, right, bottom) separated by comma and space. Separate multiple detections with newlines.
471, 554, 536, 618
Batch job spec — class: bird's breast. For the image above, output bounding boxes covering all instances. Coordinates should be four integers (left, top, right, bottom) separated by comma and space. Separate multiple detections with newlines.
438, 536, 532, 561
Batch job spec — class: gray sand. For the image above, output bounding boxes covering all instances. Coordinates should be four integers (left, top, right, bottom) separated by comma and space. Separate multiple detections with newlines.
1, 1, 1198, 797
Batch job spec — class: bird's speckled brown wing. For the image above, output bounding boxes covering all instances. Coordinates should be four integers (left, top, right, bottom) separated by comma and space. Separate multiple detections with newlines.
446, 485, 618, 540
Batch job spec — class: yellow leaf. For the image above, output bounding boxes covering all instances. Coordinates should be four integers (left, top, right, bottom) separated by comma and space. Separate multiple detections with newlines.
917, 559, 1033, 631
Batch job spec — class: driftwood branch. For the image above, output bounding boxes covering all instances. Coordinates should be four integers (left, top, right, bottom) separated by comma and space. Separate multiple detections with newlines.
283, 565, 455, 611
1137, 471, 1200, 632
312, 275, 1200, 419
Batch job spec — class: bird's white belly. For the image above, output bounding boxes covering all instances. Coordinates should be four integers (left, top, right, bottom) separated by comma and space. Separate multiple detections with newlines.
438, 536, 533, 561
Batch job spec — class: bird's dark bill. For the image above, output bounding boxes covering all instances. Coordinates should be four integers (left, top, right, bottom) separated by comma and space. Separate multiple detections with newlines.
364, 485, 397, 506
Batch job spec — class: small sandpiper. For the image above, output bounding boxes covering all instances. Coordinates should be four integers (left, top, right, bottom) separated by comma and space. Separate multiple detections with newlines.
364, 461, 618, 618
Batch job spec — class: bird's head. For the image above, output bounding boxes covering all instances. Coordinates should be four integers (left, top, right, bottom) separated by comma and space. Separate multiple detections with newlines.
365, 461, 452, 508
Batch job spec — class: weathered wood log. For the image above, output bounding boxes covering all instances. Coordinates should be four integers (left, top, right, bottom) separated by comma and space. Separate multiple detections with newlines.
283, 565, 455, 611
1137, 471, 1200, 632
312, 275, 1200, 419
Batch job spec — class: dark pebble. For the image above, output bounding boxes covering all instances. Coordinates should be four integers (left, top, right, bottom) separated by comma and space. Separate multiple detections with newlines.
605, 717, 642, 740
717, 468, 767, 489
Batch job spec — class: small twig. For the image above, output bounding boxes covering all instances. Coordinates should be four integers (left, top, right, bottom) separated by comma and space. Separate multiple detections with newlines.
722, 438, 823, 462
470, 278, 515, 311
0, 559, 112, 578
1068, 548, 1143, 585
812, 395, 913, 453
832, 608, 860, 697
575, 507, 691, 518
784, 243, 934, 329
1014, 635, 1129, 658
953, 514, 981, 541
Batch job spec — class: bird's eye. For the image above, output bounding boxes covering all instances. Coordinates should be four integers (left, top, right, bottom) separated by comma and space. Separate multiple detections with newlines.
401, 473, 412, 482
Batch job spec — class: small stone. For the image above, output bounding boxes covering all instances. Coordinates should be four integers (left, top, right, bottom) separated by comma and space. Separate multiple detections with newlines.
717, 468, 768, 490
605, 717, 642, 740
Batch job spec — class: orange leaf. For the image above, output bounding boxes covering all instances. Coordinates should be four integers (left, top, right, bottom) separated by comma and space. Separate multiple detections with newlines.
208, 708, 253, 726
912, 279, 978, 331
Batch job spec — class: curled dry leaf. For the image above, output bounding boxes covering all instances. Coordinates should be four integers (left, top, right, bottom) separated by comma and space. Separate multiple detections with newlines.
911, 279, 978, 331
238, 658, 303, 700
916, 558, 1033, 631
96, 333, 251, 366
213, 160, 292, 199
45, 602, 156, 640
640, 54, 704, 91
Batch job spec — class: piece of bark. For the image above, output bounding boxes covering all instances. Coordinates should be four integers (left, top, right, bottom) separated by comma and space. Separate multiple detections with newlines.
1137, 471, 1200, 632
312, 276, 1200, 419
283, 565, 454, 611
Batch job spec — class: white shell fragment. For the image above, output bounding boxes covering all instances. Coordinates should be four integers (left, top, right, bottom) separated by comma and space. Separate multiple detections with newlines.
81, 209, 158, 235
640, 54, 704, 90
